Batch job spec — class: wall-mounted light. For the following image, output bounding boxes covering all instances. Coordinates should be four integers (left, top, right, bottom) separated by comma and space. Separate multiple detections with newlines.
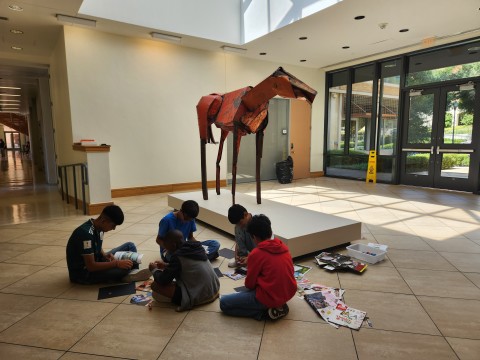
150, 32, 182, 43
56, 14, 96, 28
221, 46, 247, 53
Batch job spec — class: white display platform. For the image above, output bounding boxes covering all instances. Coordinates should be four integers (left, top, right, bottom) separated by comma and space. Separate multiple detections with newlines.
168, 190, 361, 258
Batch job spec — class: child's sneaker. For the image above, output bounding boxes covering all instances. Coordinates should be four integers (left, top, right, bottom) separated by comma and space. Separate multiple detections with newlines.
268, 304, 289, 320
121, 268, 151, 283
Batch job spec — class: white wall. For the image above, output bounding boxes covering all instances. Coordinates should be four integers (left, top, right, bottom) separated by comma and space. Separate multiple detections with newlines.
61, 26, 324, 190
80, 0, 241, 44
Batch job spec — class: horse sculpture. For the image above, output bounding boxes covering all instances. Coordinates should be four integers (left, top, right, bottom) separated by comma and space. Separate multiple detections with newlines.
196, 67, 317, 204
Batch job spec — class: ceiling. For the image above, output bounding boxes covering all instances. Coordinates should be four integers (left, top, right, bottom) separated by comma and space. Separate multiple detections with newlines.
0, 0, 479, 120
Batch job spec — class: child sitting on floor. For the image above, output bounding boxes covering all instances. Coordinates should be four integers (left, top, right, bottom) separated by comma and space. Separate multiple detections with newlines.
149, 229, 220, 311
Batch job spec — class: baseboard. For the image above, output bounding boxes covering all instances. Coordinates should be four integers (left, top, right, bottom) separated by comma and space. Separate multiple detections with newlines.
111, 180, 227, 198
63, 193, 113, 215
310, 171, 324, 177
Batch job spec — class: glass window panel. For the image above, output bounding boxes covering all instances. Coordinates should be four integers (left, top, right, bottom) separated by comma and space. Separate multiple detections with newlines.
407, 94, 434, 144
327, 72, 347, 153
407, 41, 480, 86
440, 153, 470, 179
405, 152, 430, 176
350, 65, 374, 154
443, 89, 474, 144
378, 75, 400, 155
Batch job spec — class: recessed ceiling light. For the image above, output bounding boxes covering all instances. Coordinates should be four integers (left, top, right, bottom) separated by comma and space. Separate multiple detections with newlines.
300, 59, 307, 62
259, 52, 266, 55
0, 99, 20, 102
299, 36, 307, 40
0, 93, 20, 96
10, 29, 23, 34
0, 86, 20, 90
399, 29, 409, 33
342, 46, 350, 49
8, 4, 23, 11
221, 46, 247, 53
354, 15, 365, 20
11, 46, 22, 51
150, 32, 182, 43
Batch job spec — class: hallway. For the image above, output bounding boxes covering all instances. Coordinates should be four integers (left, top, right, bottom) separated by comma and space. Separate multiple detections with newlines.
0, 150, 82, 225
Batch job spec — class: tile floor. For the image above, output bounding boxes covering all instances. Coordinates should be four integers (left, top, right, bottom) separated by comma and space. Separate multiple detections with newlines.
1, 172, 480, 359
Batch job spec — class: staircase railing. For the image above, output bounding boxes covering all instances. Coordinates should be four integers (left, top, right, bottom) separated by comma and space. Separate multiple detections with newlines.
58, 163, 88, 214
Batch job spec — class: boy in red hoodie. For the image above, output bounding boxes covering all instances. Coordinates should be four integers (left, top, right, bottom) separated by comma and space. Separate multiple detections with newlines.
219, 214, 297, 320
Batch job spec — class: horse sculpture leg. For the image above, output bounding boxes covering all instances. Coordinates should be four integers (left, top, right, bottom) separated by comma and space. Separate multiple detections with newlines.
231, 125, 242, 205
200, 139, 208, 200
215, 130, 229, 195
255, 130, 264, 204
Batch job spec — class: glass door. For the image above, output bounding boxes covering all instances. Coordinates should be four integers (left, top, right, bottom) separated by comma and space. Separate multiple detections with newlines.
400, 84, 479, 192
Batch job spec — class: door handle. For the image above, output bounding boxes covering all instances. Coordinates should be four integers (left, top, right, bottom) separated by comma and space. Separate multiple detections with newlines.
431, 146, 434, 155
436, 146, 440, 155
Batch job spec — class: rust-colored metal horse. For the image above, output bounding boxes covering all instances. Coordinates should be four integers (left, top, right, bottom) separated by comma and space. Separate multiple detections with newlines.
196, 67, 317, 204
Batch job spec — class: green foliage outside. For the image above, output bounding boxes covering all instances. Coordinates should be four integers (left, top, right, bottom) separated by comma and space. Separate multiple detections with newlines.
406, 153, 469, 172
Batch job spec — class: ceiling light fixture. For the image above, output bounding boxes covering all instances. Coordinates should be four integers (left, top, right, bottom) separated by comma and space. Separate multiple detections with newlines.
8, 4, 23, 11
299, 36, 307, 40
399, 28, 409, 33
0, 86, 21, 90
56, 14, 96, 28
150, 32, 182, 43
11, 46, 22, 51
300, 59, 307, 62
10, 29, 23, 34
259, 52, 266, 55
0, 99, 20, 102
0, 93, 20, 96
354, 15, 365, 20
221, 46, 247, 53
342, 46, 350, 49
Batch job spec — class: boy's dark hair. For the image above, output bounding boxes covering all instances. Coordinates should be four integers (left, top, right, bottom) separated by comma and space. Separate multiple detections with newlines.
102, 205, 124, 225
181, 200, 199, 219
164, 229, 184, 251
228, 204, 247, 224
247, 214, 272, 241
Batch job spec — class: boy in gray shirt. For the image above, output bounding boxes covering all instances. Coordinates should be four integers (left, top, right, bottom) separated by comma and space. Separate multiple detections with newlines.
227, 204, 256, 268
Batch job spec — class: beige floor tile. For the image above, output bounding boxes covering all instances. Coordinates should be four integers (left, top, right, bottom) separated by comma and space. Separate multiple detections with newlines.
446, 337, 480, 360
418, 296, 480, 339
0, 228, 35, 242
60, 352, 129, 359
115, 222, 158, 236
364, 223, 414, 236
422, 237, 480, 253
0, 343, 64, 359
344, 290, 440, 335
71, 304, 187, 359
136, 235, 162, 251
398, 268, 480, 299
373, 234, 433, 251
0, 243, 40, 261
160, 310, 264, 360
439, 252, 480, 272
0, 299, 117, 350
464, 272, 480, 287
0, 263, 45, 289
0, 293, 52, 332
4, 245, 65, 266
259, 320, 357, 360
353, 329, 458, 360
387, 249, 457, 271
2, 266, 73, 297
408, 225, 464, 240
338, 266, 412, 294
8, 229, 71, 245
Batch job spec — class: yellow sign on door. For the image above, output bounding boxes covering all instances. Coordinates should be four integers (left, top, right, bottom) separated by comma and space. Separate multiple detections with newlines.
366, 150, 377, 183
